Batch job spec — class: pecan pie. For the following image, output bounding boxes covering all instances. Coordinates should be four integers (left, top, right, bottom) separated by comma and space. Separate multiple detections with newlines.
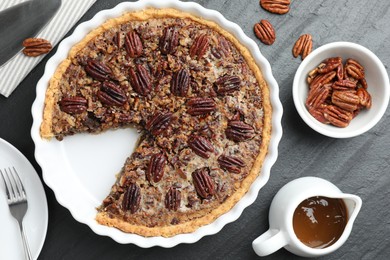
40, 8, 272, 237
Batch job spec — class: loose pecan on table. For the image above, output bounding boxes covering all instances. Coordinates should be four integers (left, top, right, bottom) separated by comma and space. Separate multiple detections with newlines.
59, 96, 87, 114
22, 38, 52, 57
192, 167, 215, 199
254, 20, 276, 45
97, 81, 127, 106
292, 34, 313, 60
260, 0, 290, 14
122, 183, 141, 214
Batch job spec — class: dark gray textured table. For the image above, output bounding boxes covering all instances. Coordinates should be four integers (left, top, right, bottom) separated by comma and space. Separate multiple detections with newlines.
0, 0, 389, 259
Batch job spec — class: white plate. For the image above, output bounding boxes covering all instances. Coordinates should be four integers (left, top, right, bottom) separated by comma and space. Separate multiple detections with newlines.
0, 138, 48, 260
31, 0, 283, 247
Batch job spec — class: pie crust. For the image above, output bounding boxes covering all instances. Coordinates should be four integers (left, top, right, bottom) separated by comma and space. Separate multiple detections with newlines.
40, 8, 272, 237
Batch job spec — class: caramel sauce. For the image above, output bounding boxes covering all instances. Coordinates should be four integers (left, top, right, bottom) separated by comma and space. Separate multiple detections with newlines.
293, 196, 348, 249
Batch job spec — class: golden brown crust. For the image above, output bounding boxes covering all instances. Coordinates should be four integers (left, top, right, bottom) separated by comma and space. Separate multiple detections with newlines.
41, 8, 272, 237
40, 59, 70, 139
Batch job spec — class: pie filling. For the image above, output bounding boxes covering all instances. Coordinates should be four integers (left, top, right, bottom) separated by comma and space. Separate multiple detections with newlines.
40, 8, 271, 237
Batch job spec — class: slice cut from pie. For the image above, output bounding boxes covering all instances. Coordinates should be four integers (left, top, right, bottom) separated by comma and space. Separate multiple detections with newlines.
40, 8, 272, 237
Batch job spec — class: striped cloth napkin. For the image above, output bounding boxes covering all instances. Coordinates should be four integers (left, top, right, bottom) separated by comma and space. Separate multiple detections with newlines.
0, 0, 96, 97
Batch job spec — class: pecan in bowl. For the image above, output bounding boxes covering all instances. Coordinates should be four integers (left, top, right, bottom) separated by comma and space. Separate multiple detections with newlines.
293, 42, 389, 138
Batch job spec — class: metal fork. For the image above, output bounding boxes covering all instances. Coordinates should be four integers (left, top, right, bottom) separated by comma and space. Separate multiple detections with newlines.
1, 167, 32, 260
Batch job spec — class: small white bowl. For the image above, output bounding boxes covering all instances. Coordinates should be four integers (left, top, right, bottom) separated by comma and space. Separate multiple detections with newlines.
293, 42, 390, 138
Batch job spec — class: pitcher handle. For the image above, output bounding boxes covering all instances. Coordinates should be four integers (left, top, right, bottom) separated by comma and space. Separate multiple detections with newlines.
252, 229, 288, 256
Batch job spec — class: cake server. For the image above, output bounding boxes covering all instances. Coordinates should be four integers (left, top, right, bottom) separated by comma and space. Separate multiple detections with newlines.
0, 0, 61, 67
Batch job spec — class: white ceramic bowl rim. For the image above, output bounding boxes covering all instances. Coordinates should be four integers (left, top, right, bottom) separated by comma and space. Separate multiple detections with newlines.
30, 0, 283, 247
293, 41, 390, 138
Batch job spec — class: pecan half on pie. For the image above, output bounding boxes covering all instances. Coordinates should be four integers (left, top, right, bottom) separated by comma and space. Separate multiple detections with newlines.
40, 8, 272, 237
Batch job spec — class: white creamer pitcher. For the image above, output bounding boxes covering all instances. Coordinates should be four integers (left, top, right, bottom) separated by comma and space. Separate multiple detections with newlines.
252, 177, 362, 257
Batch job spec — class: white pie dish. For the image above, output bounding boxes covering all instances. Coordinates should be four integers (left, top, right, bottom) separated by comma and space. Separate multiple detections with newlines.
293, 42, 390, 138
30, 0, 283, 247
